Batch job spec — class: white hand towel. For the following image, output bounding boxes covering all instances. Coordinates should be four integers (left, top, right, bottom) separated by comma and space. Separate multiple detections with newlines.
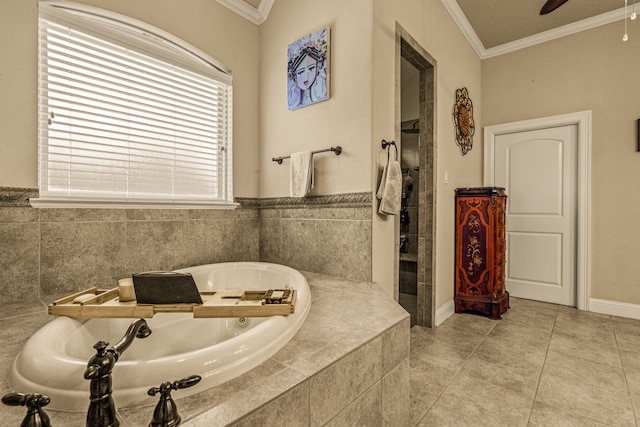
290, 151, 314, 197
376, 156, 388, 200
377, 154, 402, 215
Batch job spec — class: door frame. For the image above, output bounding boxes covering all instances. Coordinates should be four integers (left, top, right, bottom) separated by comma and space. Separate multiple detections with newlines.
395, 24, 437, 327
483, 111, 591, 311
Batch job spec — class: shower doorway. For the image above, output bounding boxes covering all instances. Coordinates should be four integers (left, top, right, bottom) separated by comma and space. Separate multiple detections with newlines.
396, 25, 436, 327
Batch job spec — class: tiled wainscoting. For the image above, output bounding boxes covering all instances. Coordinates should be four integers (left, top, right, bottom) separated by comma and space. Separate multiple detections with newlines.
0, 188, 372, 304
0, 190, 259, 304
258, 193, 372, 282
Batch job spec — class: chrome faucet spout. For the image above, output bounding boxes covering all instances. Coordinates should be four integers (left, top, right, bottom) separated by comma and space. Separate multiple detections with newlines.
112, 318, 152, 360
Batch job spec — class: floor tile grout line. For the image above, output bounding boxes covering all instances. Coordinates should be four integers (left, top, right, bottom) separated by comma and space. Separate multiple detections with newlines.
530, 311, 632, 427
415, 318, 499, 425
524, 306, 559, 426
412, 305, 640, 427
612, 315, 639, 427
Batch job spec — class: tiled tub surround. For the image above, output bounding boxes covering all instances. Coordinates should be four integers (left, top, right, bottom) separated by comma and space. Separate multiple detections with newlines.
0, 203, 260, 305
0, 189, 372, 304
258, 193, 372, 282
0, 272, 410, 426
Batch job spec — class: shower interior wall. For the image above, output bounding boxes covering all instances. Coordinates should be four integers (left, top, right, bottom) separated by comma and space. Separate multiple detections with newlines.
399, 124, 420, 297
399, 54, 421, 302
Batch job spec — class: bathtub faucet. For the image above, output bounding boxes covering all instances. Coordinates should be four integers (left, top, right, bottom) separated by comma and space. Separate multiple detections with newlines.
112, 318, 153, 358
84, 318, 152, 427
2, 392, 51, 427
148, 375, 201, 427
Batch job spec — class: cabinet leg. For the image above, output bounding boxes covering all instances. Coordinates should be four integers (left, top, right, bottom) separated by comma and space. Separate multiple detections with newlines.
454, 292, 509, 320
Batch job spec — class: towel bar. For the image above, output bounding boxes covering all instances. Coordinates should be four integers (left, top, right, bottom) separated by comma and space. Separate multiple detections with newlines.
272, 146, 342, 164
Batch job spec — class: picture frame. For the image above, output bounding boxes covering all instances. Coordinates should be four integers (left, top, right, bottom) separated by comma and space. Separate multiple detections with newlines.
287, 26, 330, 110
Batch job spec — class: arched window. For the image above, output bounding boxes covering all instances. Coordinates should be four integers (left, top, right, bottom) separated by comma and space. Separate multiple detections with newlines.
32, 1, 235, 208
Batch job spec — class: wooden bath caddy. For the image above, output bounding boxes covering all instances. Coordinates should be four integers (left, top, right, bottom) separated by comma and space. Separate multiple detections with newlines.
48, 287, 297, 320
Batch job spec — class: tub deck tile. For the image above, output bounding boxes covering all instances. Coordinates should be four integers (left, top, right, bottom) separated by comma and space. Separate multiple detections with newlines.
1, 271, 409, 427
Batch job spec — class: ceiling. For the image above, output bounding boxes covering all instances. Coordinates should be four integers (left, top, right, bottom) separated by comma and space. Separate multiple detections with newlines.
220, 0, 631, 58
456, 0, 622, 48
443, 0, 629, 58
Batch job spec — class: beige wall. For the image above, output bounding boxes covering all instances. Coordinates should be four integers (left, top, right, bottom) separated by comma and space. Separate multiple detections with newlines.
482, 22, 640, 305
259, 0, 484, 305
258, 0, 373, 198
0, 0, 38, 188
0, 0, 261, 197
372, 0, 483, 304
3, 0, 486, 312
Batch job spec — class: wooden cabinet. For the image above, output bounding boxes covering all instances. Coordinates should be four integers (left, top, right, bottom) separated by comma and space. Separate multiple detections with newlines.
454, 187, 509, 319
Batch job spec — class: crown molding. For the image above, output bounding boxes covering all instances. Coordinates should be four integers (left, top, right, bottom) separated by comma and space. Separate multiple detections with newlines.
439, 0, 486, 59
440, 0, 628, 59
216, 0, 275, 25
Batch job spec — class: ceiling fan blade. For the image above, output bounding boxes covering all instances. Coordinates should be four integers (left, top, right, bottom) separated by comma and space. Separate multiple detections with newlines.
540, 0, 570, 15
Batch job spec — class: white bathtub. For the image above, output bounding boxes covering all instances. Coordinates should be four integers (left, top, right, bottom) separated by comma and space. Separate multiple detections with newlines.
9, 262, 311, 412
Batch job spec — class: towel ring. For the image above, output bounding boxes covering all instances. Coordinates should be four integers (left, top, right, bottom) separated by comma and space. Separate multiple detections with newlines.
381, 139, 397, 160
381, 140, 396, 149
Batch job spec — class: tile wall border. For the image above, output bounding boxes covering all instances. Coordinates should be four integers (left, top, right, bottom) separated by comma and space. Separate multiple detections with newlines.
248, 192, 372, 209
0, 188, 372, 210
0, 187, 38, 207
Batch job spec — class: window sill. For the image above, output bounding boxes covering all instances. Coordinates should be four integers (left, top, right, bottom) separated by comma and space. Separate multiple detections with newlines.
29, 198, 239, 210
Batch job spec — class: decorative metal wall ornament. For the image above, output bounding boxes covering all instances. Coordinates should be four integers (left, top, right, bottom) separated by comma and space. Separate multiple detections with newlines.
453, 87, 475, 155
637, 118, 640, 152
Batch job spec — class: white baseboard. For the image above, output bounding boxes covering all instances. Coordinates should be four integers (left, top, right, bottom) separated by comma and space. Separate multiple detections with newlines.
435, 299, 455, 326
435, 298, 640, 324
589, 298, 640, 320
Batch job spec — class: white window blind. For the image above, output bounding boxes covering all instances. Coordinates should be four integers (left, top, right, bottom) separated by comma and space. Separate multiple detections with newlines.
33, 2, 235, 208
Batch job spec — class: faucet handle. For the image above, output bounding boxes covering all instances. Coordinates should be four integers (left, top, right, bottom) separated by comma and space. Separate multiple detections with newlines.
147, 375, 201, 396
2, 392, 51, 409
147, 375, 201, 427
2, 392, 52, 427
173, 375, 202, 391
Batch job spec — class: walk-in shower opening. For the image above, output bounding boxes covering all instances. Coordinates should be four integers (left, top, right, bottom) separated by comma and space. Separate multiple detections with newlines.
399, 116, 420, 326
397, 26, 436, 327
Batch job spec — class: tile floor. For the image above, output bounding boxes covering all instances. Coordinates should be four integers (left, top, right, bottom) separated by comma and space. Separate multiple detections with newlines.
399, 292, 417, 326
409, 297, 640, 427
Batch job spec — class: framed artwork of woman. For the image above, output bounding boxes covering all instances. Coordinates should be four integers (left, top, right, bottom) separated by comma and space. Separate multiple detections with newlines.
287, 26, 330, 110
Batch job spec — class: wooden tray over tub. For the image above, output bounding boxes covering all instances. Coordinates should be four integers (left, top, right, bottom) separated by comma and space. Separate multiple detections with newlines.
48, 288, 296, 320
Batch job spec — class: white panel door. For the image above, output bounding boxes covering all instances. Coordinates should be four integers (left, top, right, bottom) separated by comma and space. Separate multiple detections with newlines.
493, 125, 577, 306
